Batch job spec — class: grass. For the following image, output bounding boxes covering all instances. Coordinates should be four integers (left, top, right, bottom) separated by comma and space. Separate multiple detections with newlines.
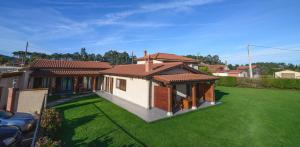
54, 86, 300, 147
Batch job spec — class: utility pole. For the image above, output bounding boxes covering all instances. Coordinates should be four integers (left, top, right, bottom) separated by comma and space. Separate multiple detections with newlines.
247, 44, 253, 78
21, 41, 29, 66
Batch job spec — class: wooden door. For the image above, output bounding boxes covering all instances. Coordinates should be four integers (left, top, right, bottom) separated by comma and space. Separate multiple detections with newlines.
154, 86, 169, 111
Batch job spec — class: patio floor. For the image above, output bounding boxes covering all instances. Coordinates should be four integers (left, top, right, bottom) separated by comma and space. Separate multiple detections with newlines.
95, 90, 219, 122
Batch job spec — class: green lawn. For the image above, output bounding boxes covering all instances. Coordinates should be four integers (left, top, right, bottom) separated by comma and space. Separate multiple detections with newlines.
54, 87, 300, 147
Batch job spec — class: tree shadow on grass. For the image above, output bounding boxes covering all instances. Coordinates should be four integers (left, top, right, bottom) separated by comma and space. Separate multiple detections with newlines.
92, 104, 146, 147
55, 99, 103, 112
215, 90, 229, 101
57, 99, 140, 147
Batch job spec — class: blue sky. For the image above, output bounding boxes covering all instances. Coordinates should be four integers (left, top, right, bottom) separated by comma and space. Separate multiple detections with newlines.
0, 0, 300, 64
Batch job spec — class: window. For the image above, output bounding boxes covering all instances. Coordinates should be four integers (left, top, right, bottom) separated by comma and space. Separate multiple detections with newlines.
116, 79, 126, 91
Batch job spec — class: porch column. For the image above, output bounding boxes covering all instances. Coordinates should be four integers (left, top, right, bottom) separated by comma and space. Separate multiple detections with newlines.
92, 76, 97, 92
73, 77, 78, 94
49, 77, 56, 96
192, 84, 197, 109
167, 85, 173, 116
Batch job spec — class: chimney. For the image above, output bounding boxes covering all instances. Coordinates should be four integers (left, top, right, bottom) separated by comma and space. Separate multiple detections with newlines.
145, 55, 152, 72
144, 50, 147, 57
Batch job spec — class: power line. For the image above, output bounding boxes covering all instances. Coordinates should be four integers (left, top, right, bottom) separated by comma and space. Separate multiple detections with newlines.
249, 44, 300, 51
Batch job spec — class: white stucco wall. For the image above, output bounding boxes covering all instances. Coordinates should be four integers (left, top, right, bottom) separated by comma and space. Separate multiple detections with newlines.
137, 60, 163, 64
103, 75, 151, 109
275, 70, 300, 79
188, 64, 199, 70
212, 72, 228, 76
137, 61, 146, 64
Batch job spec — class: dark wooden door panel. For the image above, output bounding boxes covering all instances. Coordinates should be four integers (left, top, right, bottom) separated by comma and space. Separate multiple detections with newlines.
154, 86, 169, 111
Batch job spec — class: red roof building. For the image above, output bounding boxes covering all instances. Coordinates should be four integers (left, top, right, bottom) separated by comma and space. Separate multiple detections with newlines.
29, 59, 112, 94
101, 60, 218, 115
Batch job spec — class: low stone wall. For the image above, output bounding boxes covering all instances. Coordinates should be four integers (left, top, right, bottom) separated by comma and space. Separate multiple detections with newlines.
16, 88, 48, 114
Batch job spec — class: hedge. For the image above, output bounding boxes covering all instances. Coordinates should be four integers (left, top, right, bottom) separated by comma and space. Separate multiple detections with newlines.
216, 77, 237, 87
216, 77, 300, 90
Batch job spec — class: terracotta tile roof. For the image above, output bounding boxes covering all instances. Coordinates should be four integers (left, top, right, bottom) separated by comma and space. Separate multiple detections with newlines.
136, 53, 197, 63
206, 65, 227, 73
153, 73, 218, 84
237, 65, 257, 70
30, 59, 112, 69
31, 69, 101, 77
100, 62, 185, 77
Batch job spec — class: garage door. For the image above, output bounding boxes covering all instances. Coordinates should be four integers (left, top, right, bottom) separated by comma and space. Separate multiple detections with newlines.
154, 86, 169, 111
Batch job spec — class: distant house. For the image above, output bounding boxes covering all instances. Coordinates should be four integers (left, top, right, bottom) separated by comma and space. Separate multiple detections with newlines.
136, 52, 199, 69
237, 65, 260, 78
0, 66, 22, 73
205, 64, 229, 76
274, 70, 300, 79
227, 70, 248, 77
100, 58, 218, 116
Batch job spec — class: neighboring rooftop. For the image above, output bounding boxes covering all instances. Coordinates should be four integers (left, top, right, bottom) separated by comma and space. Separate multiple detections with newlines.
206, 64, 227, 73
30, 59, 112, 69
136, 53, 197, 63
237, 65, 257, 70
100, 62, 194, 78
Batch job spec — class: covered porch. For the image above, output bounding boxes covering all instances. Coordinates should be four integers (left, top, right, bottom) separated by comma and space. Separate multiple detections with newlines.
29, 70, 103, 95
153, 73, 218, 116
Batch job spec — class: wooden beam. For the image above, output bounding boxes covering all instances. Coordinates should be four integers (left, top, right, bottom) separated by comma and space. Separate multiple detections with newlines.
167, 86, 173, 116
73, 77, 78, 94
192, 84, 197, 109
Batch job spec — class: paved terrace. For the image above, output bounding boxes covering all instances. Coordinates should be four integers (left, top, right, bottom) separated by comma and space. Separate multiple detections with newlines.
96, 91, 220, 122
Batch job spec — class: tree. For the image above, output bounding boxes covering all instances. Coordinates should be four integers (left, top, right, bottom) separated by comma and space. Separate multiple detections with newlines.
80, 48, 88, 61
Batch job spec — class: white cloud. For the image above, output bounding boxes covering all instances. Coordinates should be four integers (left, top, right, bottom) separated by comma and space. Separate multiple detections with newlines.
95, 0, 221, 26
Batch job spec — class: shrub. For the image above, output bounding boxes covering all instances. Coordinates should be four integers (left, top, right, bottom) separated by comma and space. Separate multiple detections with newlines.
237, 78, 263, 88
217, 77, 237, 87
261, 78, 300, 89
40, 108, 62, 137
217, 76, 300, 90
37, 136, 62, 147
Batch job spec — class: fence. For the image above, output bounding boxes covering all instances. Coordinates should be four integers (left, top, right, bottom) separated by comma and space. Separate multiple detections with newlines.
31, 94, 48, 147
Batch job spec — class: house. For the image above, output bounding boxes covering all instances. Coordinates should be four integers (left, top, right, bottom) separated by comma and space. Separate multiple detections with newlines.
28, 59, 112, 95
237, 65, 260, 78
100, 58, 218, 116
227, 70, 248, 77
0, 66, 22, 73
136, 51, 199, 69
0, 71, 29, 109
205, 64, 229, 76
274, 70, 300, 79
